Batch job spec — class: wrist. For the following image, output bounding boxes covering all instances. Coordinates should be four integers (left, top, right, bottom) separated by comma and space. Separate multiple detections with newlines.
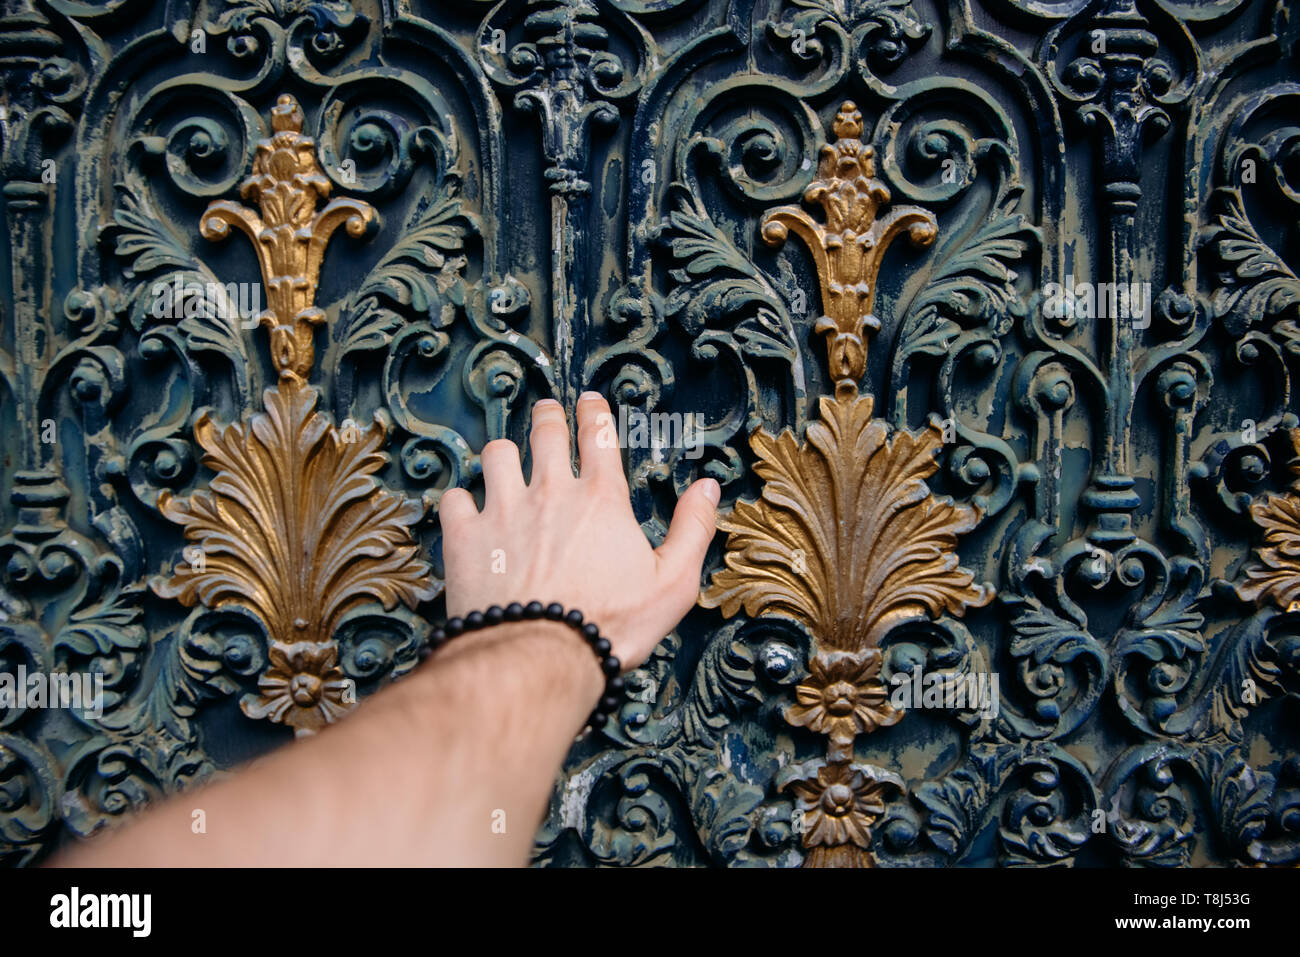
518, 621, 608, 705
431, 619, 605, 709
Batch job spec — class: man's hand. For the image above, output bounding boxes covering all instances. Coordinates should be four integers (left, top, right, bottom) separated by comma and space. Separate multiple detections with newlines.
51, 392, 718, 867
439, 393, 720, 671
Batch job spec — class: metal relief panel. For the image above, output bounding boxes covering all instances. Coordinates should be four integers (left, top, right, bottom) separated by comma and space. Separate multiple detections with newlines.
0, 0, 1297, 867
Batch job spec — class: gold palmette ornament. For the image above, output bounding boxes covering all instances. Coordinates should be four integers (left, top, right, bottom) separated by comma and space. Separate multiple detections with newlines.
153, 95, 439, 736
700, 102, 994, 866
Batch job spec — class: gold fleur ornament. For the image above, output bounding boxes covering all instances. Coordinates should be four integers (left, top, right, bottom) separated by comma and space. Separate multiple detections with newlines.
199, 94, 376, 383
701, 102, 993, 866
153, 95, 439, 736
760, 101, 937, 394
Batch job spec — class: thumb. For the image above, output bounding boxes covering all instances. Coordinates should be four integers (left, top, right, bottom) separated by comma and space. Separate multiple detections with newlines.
655, 478, 721, 585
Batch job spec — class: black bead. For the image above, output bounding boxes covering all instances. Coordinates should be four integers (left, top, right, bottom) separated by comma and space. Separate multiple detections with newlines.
593, 637, 611, 657
602, 656, 620, 677
564, 609, 584, 628
446, 617, 465, 637
600, 695, 621, 714
581, 623, 599, 641
504, 602, 523, 622
523, 601, 544, 619
588, 712, 608, 730
485, 605, 504, 625
418, 646, 432, 662
606, 675, 625, 693
430, 628, 447, 647
544, 602, 565, 620
465, 610, 485, 630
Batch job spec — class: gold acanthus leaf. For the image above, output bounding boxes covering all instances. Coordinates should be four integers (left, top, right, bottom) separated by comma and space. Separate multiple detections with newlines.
154, 380, 441, 649
1235, 428, 1300, 612
700, 393, 993, 651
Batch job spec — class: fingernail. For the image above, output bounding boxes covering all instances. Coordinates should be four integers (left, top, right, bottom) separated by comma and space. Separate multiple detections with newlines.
700, 478, 721, 506
534, 398, 561, 410
578, 391, 603, 403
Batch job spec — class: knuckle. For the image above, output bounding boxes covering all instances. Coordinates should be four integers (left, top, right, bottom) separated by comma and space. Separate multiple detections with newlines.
578, 395, 612, 421
530, 417, 569, 443
589, 476, 628, 504
529, 468, 574, 493
481, 438, 521, 464
579, 412, 617, 444
438, 486, 474, 518
531, 402, 567, 428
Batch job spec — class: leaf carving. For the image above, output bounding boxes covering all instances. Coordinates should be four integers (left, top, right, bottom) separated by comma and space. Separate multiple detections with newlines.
154, 381, 439, 654
110, 185, 249, 362
659, 182, 799, 364
915, 764, 989, 858
339, 177, 471, 355
899, 184, 1034, 359
1206, 189, 1300, 340
700, 392, 992, 651
55, 582, 146, 657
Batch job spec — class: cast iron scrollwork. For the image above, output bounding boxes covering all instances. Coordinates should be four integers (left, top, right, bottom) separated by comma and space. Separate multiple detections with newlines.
1, 0, 1298, 867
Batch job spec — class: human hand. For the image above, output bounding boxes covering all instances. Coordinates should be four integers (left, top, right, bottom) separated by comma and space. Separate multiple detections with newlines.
438, 393, 720, 672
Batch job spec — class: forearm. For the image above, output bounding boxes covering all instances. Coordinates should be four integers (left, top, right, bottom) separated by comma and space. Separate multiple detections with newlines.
407, 620, 604, 864
49, 621, 602, 867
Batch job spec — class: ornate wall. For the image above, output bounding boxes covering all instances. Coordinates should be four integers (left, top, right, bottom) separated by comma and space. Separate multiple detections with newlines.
1, 0, 1298, 867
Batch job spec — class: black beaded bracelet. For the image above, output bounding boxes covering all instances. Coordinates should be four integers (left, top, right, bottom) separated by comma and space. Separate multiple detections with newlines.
420, 601, 624, 735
